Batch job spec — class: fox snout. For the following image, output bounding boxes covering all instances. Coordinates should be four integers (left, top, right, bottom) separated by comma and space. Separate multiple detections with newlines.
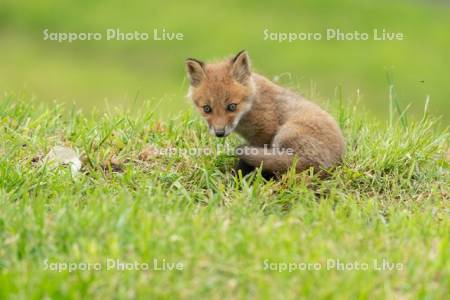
206, 114, 238, 138
214, 128, 226, 137
209, 124, 232, 138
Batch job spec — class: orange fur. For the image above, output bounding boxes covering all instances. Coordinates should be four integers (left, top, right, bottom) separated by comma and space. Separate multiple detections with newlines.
186, 51, 345, 175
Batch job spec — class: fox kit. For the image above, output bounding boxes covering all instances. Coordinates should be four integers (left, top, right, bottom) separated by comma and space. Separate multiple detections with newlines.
185, 50, 345, 177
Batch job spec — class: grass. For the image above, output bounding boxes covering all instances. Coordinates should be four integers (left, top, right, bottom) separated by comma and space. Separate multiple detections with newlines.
0, 93, 448, 299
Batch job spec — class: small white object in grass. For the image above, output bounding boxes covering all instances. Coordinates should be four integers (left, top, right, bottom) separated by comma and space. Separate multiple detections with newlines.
46, 146, 82, 174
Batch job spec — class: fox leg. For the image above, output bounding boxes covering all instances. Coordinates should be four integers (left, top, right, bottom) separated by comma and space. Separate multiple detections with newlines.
233, 145, 278, 180
232, 158, 255, 177
232, 157, 277, 180
235, 145, 298, 173
237, 122, 332, 173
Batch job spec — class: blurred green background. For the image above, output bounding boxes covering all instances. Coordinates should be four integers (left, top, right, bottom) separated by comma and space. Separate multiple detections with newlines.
1, 0, 449, 123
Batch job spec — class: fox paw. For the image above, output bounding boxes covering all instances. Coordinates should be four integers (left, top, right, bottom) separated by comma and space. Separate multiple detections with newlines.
232, 159, 255, 177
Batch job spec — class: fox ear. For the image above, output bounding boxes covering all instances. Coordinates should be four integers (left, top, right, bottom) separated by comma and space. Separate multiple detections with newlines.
185, 58, 205, 87
231, 50, 251, 83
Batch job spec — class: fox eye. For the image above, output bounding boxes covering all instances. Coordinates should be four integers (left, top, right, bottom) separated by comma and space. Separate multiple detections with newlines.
227, 103, 237, 112
203, 105, 212, 113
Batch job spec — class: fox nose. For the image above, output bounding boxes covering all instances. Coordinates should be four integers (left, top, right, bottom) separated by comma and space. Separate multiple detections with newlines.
214, 128, 226, 137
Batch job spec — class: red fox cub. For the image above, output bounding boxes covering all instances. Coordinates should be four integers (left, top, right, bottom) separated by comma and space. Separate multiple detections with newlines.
185, 50, 345, 177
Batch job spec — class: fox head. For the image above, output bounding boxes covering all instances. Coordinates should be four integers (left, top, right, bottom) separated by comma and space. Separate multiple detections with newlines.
185, 50, 255, 137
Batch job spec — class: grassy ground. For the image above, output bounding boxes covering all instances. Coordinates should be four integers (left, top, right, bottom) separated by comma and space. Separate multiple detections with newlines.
0, 94, 448, 299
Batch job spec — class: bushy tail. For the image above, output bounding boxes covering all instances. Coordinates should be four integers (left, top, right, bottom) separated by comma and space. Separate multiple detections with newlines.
236, 146, 307, 173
